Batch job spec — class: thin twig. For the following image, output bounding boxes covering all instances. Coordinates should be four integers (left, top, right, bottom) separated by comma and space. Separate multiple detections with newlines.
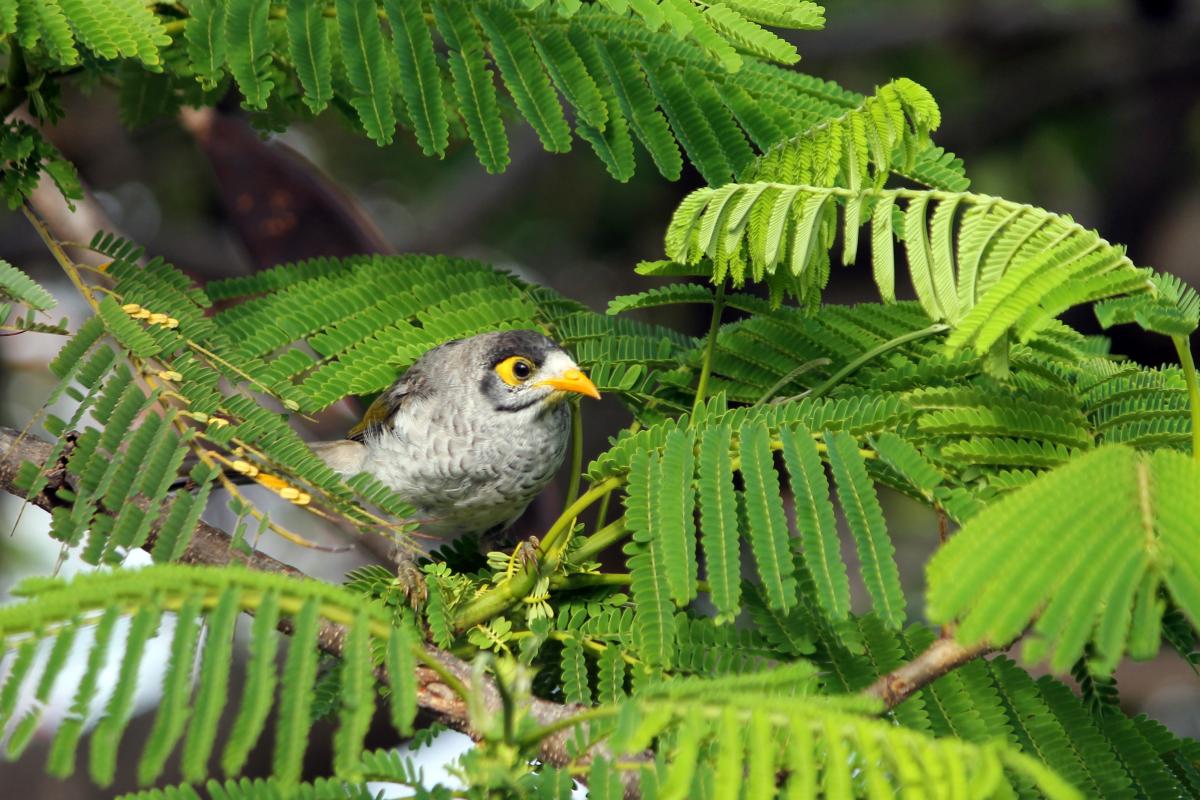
863, 637, 1000, 709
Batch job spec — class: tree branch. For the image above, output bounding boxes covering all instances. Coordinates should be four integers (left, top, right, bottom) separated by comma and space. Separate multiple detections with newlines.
0, 425, 625, 790
863, 637, 1000, 709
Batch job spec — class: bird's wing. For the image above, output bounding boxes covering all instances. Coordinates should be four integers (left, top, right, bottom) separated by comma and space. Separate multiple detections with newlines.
346, 352, 441, 441
347, 390, 403, 441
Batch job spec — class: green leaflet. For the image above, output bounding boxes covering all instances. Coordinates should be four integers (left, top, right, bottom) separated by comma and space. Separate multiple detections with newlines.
184, 0, 228, 92
336, 0, 397, 145
639, 51, 730, 186
625, 451, 675, 668
47, 606, 120, 777
780, 424, 851, 622
737, 420, 797, 612
596, 39, 682, 181
561, 636, 592, 704
222, 590, 281, 775
89, 607, 161, 786
824, 430, 905, 629
386, 623, 417, 736
333, 611, 374, 779
697, 423, 741, 621
433, 0, 510, 172
658, 428, 698, 605
533, 27, 607, 129
181, 587, 241, 782
287, 0, 334, 114
385, 0, 450, 157
224, 0, 274, 109
0, 259, 56, 310
15, 0, 78, 64
607, 675, 1083, 800
273, 598, 321, 789
475, 4, 571, 153
138, 595, 204, 784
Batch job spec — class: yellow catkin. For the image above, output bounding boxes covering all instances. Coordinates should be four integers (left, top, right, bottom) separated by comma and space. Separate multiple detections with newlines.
157, 370, 183, 382
208, 417, 230, 428
121, 303, 142, 314
294, 493, 312, 506
133, 308, 151, 319
147, 312, 168, 325
279, 487, 300, 501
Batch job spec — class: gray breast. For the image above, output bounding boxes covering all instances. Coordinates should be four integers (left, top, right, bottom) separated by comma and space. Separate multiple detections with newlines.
362, 398, 572, 537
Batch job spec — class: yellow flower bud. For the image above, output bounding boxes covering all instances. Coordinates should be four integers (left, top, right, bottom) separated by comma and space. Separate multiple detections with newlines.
231, 460, 258, 477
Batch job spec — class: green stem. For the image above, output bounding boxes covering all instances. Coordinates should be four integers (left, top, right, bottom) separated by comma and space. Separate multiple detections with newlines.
1173, 335, 1200, 460
752, 358, 831, 406
692, 279, 726, 416
797, 323, 949, 400
537, 477, 622, 560
550, 572, 632, 591
570, 518, 629, 563
412, 650, 470, 699
593, 489, 613, 531
515, 706, 618, 748
452, 478, 622, 631
563, 400, 583, 511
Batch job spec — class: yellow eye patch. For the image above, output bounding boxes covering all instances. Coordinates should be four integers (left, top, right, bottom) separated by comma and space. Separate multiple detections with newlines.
495, 355, 536, 386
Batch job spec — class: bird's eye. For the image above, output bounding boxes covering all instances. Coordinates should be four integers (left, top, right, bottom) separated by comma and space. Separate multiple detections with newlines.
496, 356, 535, 386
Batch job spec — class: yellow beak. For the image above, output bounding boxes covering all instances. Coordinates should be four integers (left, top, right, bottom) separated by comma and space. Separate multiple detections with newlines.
536, 368, 601, 400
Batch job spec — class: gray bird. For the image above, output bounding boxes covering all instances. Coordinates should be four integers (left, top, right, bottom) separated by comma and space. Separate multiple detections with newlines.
311, 330, 600, 539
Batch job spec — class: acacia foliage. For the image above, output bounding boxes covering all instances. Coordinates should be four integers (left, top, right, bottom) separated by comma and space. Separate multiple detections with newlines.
1, 1, 1199, 798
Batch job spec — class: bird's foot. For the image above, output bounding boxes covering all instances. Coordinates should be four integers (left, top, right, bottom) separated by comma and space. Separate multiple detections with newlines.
389, 550, 429, 608
513, 535, 540, 570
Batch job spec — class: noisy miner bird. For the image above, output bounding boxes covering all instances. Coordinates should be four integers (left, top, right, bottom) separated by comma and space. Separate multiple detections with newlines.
310, 330, 600, 540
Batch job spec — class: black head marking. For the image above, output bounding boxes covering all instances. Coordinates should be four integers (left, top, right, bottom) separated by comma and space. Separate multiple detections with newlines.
480, 330, 560, 367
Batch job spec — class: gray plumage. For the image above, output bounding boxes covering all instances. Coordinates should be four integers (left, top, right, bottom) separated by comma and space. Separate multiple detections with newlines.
313, 331, 597, 538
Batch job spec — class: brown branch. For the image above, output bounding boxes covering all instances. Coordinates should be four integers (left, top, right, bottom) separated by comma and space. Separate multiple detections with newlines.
0, 425, 630, 792
863, 637, 1000, 710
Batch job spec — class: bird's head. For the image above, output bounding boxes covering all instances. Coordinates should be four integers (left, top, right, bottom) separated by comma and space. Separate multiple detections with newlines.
477, 330, 600, 412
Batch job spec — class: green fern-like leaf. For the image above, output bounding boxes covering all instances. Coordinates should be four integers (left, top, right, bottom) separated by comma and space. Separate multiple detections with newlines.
666, 183, 1149, 345
478, 6, 572, 154
224, 0, 274, 109
0, 259, 56, 310
336, 0, 397, 145
697, 423, 741, 621
928, 445, 1200, 675
287, 0, 334, 114
737, 420, 797, 612
433, 0, 510, 172
385, 0, 450, 156
780, 424, 851, 622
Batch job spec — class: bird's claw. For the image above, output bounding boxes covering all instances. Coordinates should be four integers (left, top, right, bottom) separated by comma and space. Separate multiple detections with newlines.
390, 552, 429, 608
514, 535, 540, 570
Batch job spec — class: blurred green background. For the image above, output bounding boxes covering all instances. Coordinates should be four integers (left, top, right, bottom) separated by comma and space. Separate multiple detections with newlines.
2, 0, 1199, 794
